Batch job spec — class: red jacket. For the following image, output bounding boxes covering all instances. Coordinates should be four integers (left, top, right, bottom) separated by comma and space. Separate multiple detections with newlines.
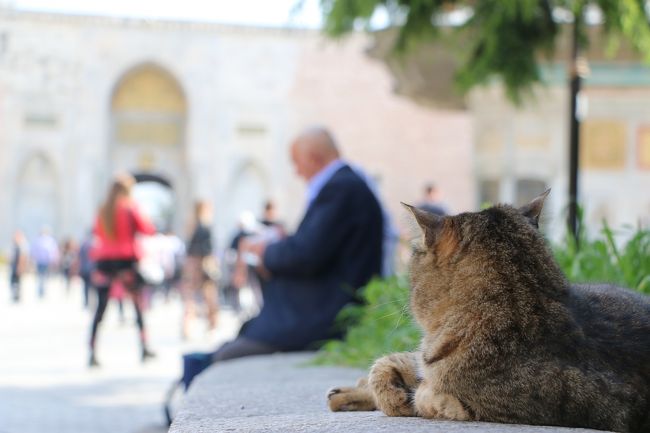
91, 199, 156, 261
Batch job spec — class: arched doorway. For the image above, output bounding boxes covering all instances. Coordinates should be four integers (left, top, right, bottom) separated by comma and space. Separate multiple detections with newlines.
110, 63, 188, 232
132, 173, 175, 231
14, 153, 59, 241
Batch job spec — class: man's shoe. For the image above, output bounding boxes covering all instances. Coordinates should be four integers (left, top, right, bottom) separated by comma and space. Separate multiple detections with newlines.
89, 353, 100, 368
141, 348, 156, 363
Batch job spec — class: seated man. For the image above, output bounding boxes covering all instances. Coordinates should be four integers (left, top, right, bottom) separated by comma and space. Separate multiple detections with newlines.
213, 126, 384, 360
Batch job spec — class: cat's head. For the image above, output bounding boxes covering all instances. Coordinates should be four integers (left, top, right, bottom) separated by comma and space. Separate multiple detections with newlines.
403, 190, 554, 332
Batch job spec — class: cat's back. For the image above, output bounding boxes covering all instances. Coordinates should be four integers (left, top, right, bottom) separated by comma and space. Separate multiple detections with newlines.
567, 284, 650, 376
564, 285, 650, 432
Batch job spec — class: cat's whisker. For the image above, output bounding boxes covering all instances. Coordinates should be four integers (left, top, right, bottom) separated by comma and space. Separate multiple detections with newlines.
375, 310, 403, 321
391, 303, 411, 333
392, 310, 405, 332
366, 298, 409, 311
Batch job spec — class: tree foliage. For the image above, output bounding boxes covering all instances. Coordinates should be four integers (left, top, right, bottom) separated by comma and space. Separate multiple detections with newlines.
318, 0, 650, 103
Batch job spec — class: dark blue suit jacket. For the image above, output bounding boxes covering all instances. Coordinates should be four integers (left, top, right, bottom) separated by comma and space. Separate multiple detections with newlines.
240, 164, 384, 350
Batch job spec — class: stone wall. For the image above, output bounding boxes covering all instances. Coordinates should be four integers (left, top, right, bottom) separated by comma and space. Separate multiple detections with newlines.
0, 9, 473, 253
469, 83, 650, 241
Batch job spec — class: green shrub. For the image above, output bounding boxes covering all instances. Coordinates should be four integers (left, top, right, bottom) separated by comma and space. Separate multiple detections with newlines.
312, 276, 420, 369
316, 224, 650, 369
554, 224, 650, 294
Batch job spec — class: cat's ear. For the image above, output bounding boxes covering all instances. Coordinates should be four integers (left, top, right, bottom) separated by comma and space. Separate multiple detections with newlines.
518, 189, 550, 228
401, 202, 444, 247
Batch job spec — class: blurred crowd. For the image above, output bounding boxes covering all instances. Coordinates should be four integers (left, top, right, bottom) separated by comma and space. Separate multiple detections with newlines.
6, 182, 449, 329
4, 127, 451, 372
6, 199, 290, 333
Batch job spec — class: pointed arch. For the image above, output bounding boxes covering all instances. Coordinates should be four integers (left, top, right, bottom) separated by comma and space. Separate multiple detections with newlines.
112, 62, 186, 113
111, 62, 187, 147
109, 62, 190, 233
14, 152, 60, 240
225, 160, 270, 234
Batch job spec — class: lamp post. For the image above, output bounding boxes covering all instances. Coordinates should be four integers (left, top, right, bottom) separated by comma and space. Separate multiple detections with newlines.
567, 8, 589, 245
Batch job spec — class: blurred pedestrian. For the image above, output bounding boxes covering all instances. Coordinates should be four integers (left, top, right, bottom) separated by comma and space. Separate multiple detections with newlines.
138, 230, 167, 307
260, 200, 285, 233
417, 182, 449, 216
181, 201, 218, 339
60, 237, 79, 295
227, 211, 266, 315
78, 230, 95, 309
231, 202, 290, 316
160, 229, 185, 301
88, 174, 157, 367
31, 227, 59, 299
9, 230, 29, 303
222, 211, 259, 312
230, 211, 259, 252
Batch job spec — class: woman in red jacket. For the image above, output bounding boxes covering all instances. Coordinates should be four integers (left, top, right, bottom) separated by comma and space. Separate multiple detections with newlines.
89, 174, 156, 367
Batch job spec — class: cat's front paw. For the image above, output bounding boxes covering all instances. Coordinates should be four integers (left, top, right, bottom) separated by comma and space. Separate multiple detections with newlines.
414, 386, 471, 421
369, 355, 417, 417
327, 386, 376, 412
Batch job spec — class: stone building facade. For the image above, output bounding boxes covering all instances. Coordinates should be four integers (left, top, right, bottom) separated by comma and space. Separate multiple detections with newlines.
469, 67, 650, 240
0, 9, 474, 252
2, 8, 648, 255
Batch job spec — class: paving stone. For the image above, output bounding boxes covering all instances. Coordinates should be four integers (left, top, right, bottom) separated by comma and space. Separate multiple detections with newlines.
0, 267, 240, 433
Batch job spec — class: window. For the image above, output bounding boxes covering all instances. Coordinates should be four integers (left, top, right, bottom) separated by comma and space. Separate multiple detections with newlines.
24, 113, 58, 129
237, 124, 267, 137
479, 179, 500, 207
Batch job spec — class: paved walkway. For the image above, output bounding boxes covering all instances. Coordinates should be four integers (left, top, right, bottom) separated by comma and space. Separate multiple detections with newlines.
0, 267, 241, 433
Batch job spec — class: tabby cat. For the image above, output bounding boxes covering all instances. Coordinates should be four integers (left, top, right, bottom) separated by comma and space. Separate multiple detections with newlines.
328, 191, 650, 433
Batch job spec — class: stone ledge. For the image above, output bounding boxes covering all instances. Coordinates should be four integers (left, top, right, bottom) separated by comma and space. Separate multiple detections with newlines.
170, 353, 606, 433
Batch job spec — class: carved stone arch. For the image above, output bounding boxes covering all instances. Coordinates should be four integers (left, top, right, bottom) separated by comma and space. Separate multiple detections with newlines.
110, 61, 187, 109
14, 151, 60, 240
110, 62, 187, 148
109, 62, 190, 233
224, 160, 270, 237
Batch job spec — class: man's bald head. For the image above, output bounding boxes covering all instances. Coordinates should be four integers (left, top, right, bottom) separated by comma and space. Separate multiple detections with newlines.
290, 127, 341, 181
294, 127, 340, 159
